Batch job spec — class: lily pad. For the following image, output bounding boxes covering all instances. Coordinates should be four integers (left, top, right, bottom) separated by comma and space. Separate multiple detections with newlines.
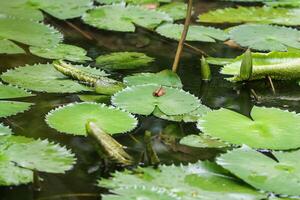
229, 24, 300, 51
0, 17, 63, 48
82, 4, 172, 32
0, 134, 75, 186
112, 84, 201, 115
220, 51, 300, 82
180, 134, 228, 148
199, 7, 300, 26
0, 39, 25, 54
96, 0, 171, 5
198, 106, 300, 150
46, 102, 138, 136
158, 2, 187, 21
29, 44, 91, 62
156, 23, 229, 42
0, 124, 12, 136
217, 146, 300, 196
0, 84, 33, 118
99, 161, 266, 200
96, 52, 154, 70
0, 64, 101, 93
123, 70, 182, 87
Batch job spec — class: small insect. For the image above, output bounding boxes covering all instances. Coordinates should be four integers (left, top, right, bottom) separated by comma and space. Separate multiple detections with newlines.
152, 86, 166, 97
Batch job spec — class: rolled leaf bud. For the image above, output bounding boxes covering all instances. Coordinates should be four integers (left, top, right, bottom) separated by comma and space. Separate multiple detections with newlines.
201, 56, 211, 81
239, 49, 253, 80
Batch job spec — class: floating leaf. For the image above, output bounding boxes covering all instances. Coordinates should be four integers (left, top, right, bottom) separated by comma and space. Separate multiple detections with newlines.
96, 52, 154, 70
0, 17, 63, 47
217, 146, 300, 196
29, 0, 93, 19
1, 64, 97, 93
0, 39, 25, 54
180, 134, 228, 148
206, 57, 235, 66
96, 0, 171, 5
0, 135, 75, 186
199, 7, 300, 26
82, 4, 172, 32
229, 24, 300, 51
198, 106, 300, 150
158, 2, 187, 21
0, 124, 12, 136
0, 84, 33, 118
123, 70, 182, 88
265, 0, 300, 7
29, 44, 91, 62
112, 84, 200, 115
220, 51, 300, 82
99, 161, 266, 200
46, 102, 138, 136
156, 23, 229, 42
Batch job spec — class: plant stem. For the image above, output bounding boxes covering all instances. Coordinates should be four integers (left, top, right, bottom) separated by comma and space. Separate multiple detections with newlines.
267, 76, 276, 94
65, 21, 94, 41
37, 193, 98, 200
172, 0, 193, 72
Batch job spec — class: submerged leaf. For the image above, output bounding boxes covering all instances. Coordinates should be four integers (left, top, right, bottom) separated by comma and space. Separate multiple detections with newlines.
0, 39, 25, 54
229, 24, 300, 51
217, 146, 300, 196
123, 70, 182, 88
99, 161, 266, 199
156, 23, 229, 42
29, 44, 91, 62
180, 134, 228, 148
82, 4, 172, 32
46, 102, 138, 136
198, 106, 300, 150
112, 84, 200, 115
96, 52, 154, 70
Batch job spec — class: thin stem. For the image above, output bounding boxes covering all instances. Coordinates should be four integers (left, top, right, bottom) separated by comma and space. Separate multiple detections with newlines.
184, 42, 208, 56
267, 76, 276, 94
37, 193, 98, 200
250, 89, 259, 101
65, 21, 94, 41
172, 0, 193, 72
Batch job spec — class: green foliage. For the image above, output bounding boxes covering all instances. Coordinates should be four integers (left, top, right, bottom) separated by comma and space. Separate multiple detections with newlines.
0, 17, 62, 48
198, 106, 300, 150
96, 52, 154, 70
229, 24, 300, 51
1, 64, 97, 93
217, 146, 300, 196
82, 4, 172, 32
0, 84, 33, 118
158, 2, 187, 21
29, 44, 91, 62
96, 0, 171, 4
0, 124, 12, 136
112, 84, 201, 115
99, 161, 266, 200
220, 51, 300, 82
0, 39, 25, 54
156, 23, 229, 42
0, 134, 75, 186
265, 0, 300, 7
199, 7, 300, 25
180, 134, 228, 148
46, 102, 138, 136
123, 70, 182, 88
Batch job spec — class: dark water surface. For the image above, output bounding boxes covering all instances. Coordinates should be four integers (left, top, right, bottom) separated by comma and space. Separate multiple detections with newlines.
1, 1, 299, 199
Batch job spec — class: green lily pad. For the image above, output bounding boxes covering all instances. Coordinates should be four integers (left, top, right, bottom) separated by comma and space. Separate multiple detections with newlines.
199, 7, 300, 26
96, 0, 171, 5
82, 4, 172, 32
266, 0, 300, 7
96, 52, 154, 70
123, 70, 182, 88
158, 2, 187, 21
153, 104, 211, 122
0, 17, 62, 47
0, 64, 100, 93
156, 23, 229, 42
198, 106, 300, 150
180, 134, 228, 148
99, 161, 266, 200
229, 24, 300, 51
0, 124, 12, 136
0, 39, 25, 54
0, 135, 75, 186
217, 146, 300, 196
112, 84, 201, 115
0, 84, 33, 118
46, 102, 138, 136
29, 44, 91, 62
220, 51, 300, 82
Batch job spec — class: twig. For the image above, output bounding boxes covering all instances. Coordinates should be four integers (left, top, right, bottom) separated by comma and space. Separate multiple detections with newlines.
37, 193, 98, 200
250, 89, 259, 101
184, 42, 208, 56
65, 21, 94, 41
267, 76, 276, 94
172, 0, 193, 72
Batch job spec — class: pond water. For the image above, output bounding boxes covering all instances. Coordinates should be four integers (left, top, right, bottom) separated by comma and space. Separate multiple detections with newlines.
1, 1, 300, 199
